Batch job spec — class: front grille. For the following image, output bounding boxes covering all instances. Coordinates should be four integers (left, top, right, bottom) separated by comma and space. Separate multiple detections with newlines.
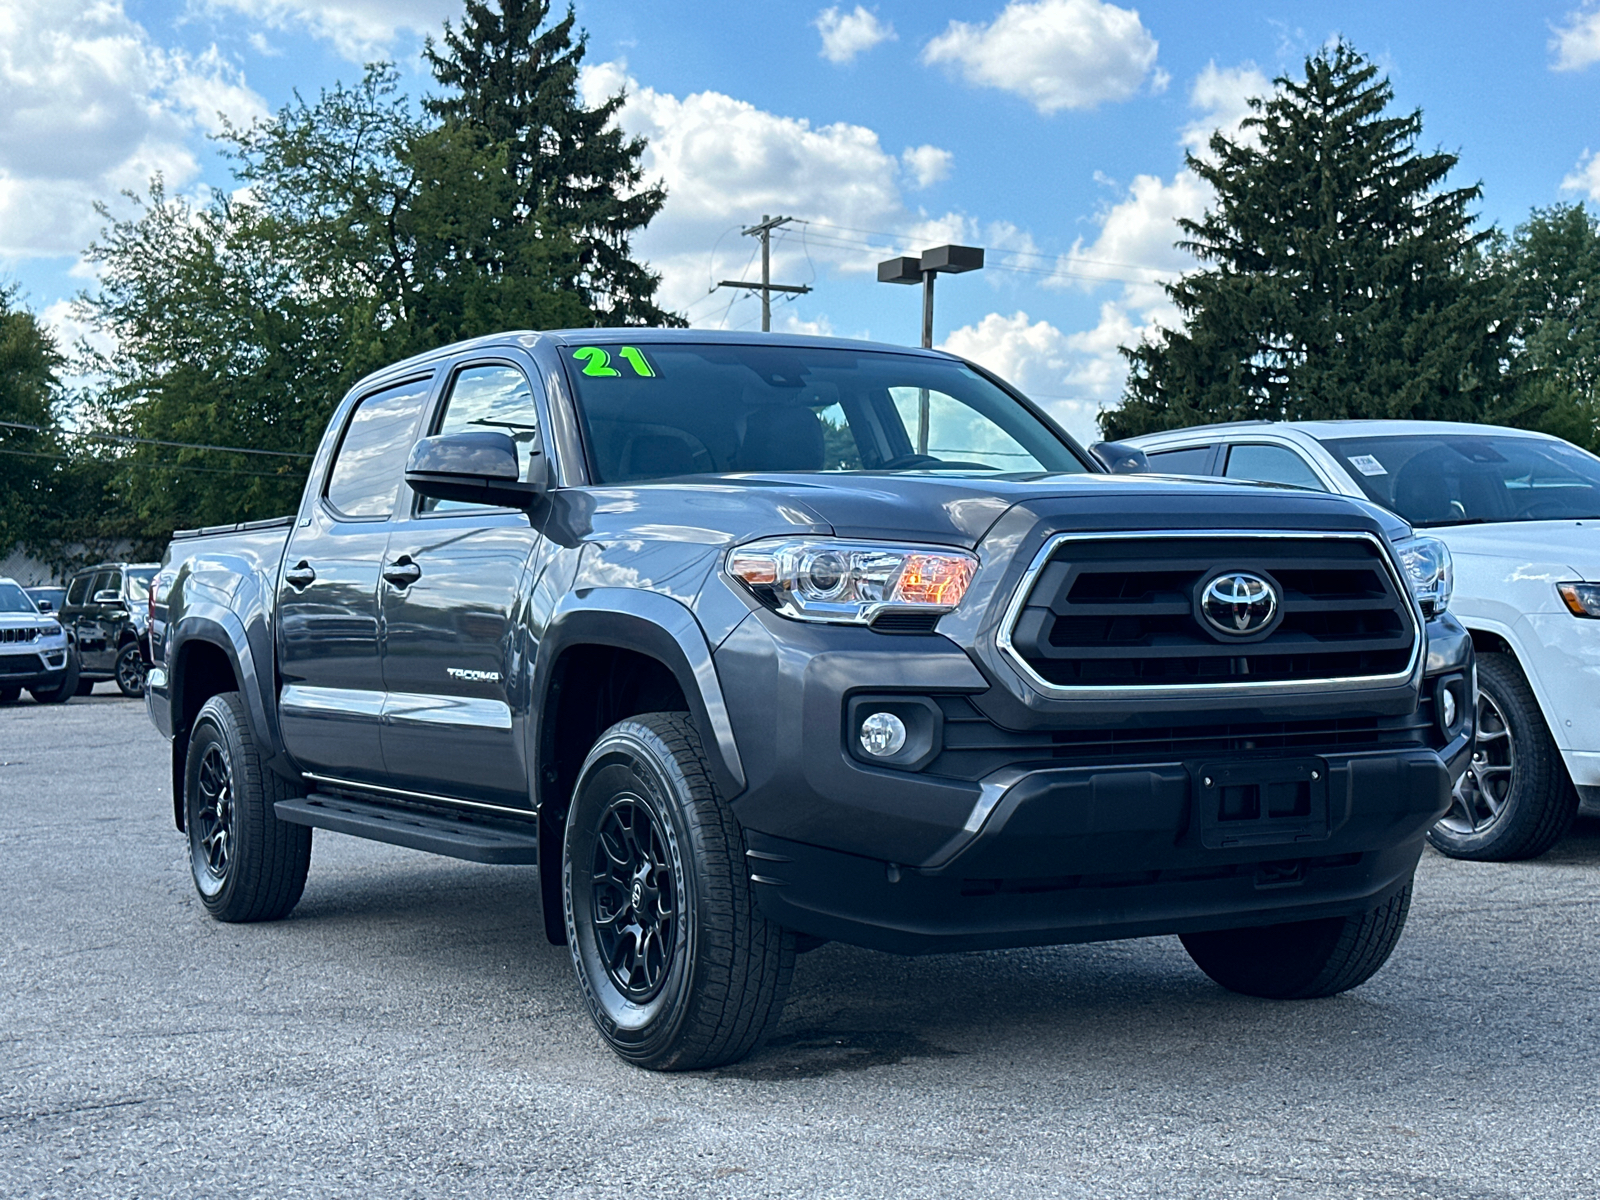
923, 695, 1436, 781
0, 627, 41, 644
0, 652, 45, 674
1003, 534, 1417, 691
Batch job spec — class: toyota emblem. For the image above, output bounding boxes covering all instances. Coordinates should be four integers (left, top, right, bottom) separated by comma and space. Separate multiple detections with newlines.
1199, 572, 1278, 636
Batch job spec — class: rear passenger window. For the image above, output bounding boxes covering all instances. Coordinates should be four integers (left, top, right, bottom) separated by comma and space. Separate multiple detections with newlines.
1224, 444, 1325, 490
1146, 446, 1213, 475
326, 377, 433, 519
422, 364, 540, 512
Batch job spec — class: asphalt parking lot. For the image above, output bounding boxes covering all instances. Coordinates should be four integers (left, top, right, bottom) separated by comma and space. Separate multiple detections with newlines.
4, 697, 1600, 1199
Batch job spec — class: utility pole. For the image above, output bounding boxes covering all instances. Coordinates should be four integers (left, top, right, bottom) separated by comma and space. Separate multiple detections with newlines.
717, 215, 813, 331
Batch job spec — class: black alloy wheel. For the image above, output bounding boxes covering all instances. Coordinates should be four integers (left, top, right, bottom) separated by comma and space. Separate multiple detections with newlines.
183, 691, 312, 922
190, 743, 235, 894
563, 713, 794, 1071
1427, 652, 1578, 862
590, 796, 679, 1002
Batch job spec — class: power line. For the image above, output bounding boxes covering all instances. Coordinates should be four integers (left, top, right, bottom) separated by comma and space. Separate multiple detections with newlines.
0, 446, 306, 480
0, 420, 314, 460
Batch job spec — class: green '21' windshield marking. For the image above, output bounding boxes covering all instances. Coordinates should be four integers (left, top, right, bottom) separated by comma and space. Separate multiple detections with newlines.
572, 346, 656, 378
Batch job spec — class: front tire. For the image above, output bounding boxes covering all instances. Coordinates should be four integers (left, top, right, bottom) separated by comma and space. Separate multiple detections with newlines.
184, 692, 311, 922
1181, 882, 1412, 999
114, 642, 146, 697
0, 685, 19, 705
563, 713, 794, 1071
1428, 652, 1578, 861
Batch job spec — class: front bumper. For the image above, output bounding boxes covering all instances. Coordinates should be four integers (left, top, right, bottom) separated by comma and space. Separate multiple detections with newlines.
0, 645, 70, 689
716, 607, 1472, 954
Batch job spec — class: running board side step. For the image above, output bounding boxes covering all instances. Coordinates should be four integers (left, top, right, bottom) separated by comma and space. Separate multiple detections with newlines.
275, 794, 539, 865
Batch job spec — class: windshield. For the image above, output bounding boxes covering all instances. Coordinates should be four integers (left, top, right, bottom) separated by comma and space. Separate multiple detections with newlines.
562, 342, 1087, 483
0, 582, 37, 614
126, 569, 156, 602
1319, 433, 1600, 526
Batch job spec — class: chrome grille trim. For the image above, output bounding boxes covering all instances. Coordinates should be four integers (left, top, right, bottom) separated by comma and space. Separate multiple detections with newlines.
995, 530, 1423, 700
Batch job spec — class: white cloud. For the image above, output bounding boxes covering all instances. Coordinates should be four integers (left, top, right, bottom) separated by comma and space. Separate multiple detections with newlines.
1561, 149, 1600, 199
0, 0, 267, 260
940, 311, 1107, 443
901, 144, 953, 188
578, 61, 964, 324
1552, 5, 1600, 71
197, 0, 457, 61
814, 6, 896, 64
1180, 60, 1270, 153
921, 0, 1160, 114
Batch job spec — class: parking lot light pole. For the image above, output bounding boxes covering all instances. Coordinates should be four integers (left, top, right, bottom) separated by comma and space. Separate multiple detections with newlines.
878, 244, 985, 452
877, 244, 985, 349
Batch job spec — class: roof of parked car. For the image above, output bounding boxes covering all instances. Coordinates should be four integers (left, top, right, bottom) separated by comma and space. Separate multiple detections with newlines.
1129, 419, 1564, 443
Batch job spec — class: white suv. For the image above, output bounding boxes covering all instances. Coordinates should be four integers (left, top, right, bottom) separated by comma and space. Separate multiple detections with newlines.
1117, 419, 1600, 861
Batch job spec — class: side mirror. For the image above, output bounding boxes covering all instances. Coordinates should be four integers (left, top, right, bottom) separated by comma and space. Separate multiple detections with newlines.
405, 431, 549, 510
93, 590, 125, 605
34, 600, 52, 613
1089, 441, 1150, 474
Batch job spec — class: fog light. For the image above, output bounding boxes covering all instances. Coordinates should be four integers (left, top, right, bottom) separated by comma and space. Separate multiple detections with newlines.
1441, 687, 1457, 729
859, 712, 907, 757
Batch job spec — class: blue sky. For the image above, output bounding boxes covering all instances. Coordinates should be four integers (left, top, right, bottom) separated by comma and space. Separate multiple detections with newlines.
4, 0, 1600, 440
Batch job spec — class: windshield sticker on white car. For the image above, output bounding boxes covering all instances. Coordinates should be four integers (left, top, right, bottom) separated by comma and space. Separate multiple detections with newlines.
1349, 454, 1388, 476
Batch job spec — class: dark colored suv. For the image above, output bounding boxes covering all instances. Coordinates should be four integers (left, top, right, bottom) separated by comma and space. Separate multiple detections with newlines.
59, 563, 158, 697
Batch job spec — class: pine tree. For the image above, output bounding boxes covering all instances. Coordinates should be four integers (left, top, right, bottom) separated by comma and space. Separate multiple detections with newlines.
425, 0, 679, 326
1491, 204, 1600, 451
1104, 43, 1501, 440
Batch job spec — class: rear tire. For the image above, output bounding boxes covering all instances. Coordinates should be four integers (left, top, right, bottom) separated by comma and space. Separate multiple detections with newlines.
1181, 881, 1412, 999
563, 712, 794, 1071
114, 642, 146, 697
1428, 652, 1578, 861
184, 691, 311, 923
29, 650, 79, 705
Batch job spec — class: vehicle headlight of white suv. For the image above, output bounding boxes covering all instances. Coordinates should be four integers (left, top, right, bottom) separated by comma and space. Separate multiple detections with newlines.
1395, 536, 1453, 616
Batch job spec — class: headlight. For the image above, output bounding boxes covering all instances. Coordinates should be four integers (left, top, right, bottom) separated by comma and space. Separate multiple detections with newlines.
1395, 536, 1452, 616
727, 537, 977, 625
1557, 582, 1600, 618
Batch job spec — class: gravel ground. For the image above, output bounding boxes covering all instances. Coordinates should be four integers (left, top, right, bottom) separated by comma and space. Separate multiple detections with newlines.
3, 695, 1598, 1199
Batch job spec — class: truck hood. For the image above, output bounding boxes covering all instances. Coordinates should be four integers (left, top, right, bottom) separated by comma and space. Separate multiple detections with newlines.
1430, 520, 1600, 579
693, 470, 1398, 547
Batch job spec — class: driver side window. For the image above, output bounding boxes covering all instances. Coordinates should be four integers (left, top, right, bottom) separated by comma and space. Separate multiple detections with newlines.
423, 363, 541, 512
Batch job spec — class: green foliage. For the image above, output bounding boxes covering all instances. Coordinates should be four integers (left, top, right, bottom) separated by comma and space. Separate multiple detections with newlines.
1488, 204, 1600, 452
425, 0, 679, 327
1105, 43, 1502, 441
76, 2, 679, 538
0, 286, 63, 552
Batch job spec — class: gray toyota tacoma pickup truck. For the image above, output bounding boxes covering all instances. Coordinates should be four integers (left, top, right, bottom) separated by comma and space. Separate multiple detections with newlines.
147, 329, 1473, 1070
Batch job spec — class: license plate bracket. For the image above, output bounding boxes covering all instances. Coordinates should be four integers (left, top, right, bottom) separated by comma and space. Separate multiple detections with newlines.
1191, 758, 1329, 849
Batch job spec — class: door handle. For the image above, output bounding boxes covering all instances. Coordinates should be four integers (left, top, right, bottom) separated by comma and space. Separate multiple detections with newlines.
383, 558, 422, 588
285, 562, 316, 589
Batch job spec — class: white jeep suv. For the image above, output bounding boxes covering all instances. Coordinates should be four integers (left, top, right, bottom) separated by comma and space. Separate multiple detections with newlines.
1118, 420, 1600, 861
